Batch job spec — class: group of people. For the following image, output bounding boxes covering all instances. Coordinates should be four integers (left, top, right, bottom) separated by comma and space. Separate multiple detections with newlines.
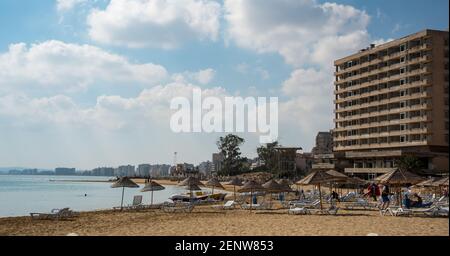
363, 182, 433, 209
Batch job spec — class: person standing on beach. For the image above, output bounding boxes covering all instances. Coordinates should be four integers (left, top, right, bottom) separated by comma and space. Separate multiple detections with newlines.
380, 185, 390, 210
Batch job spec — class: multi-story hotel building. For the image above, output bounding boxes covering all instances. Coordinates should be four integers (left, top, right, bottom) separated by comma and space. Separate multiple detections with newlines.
333, 29, 449, 178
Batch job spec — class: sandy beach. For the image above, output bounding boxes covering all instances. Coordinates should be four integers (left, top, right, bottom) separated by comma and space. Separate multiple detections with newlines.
0, 205, 448, 236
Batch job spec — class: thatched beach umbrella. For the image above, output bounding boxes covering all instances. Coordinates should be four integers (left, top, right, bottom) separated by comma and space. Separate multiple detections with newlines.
238, 180, 266, 212
325, 170, 349, 194
432, 176, 449, 187
296, 171, 341, 210
141, 180, 165, 205
111, 177, 139, 210
263, 179, 283, 206
227, 177, 243, 201
375, 169, 424, 186
375, 169, 425, 205
278, 179, 294, 192
206, 177, 224, 194
180, 177, 204, 202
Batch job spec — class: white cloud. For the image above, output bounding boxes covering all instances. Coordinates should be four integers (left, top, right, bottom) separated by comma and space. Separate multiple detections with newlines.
56, 0, 86, 12
224, 0, 371, 67
172, 68, 216, 85
0, 40, 168, 93
87, 0, 221, 49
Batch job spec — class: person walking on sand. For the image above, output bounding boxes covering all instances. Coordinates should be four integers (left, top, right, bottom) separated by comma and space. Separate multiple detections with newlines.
380, 185, 390, 210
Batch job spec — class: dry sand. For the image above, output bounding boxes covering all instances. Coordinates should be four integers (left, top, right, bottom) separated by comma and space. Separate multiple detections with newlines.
0, 206, 448, 236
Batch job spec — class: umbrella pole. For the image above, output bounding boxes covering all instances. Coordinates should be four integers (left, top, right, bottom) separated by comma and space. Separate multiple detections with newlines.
250, 189, 253, 213
121, 186, 125, 210
233, 186, 236, 201
151, 190, 154, 205
318, 183, 323, 210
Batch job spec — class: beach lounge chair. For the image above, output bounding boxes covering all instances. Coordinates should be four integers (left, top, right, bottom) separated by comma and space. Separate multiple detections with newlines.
241, 201, 272, 210
212, 200, 236, 210
288, 206, 308, 215
344, 198, 376, 210
30, 208, 77, 220
308, 205, 339, 215
162, 202, 194, 213
290, 199, 320, 209
113, 195, 143, 210
436, 206, 449, 217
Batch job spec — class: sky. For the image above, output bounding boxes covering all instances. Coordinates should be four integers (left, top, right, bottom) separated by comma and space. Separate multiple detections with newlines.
0, 0, 448, 170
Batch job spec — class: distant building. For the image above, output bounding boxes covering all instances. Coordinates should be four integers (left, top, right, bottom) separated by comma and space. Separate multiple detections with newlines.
295, 152, 313, 174
171, 163, 197, 177
116, 165, 135, 177
273, 147, 303, 177
137, 164, 151, 177
92, 167, 115, 176
212, 153, 224, 174
197, 161, 213, 176
311, 131, 333, 155
149, 164, 171, 177
55, 167, 76, 175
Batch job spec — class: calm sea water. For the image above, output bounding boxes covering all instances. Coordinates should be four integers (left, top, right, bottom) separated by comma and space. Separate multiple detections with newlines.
0, 175, 191, 217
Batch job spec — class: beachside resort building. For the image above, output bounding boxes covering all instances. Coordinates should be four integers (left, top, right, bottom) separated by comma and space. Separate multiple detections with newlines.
333, 29, 449, 179
115, 165, 135, 177
55, 167, 76, 175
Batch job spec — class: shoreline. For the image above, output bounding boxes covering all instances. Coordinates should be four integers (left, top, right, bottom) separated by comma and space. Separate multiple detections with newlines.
1, 205, 448, 236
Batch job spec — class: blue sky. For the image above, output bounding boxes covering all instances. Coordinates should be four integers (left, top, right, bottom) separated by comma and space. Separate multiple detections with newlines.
0, 0, 448, 170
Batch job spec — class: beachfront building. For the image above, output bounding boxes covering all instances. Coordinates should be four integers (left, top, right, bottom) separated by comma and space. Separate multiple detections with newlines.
333, 29, 449, 179
137, 164, 151, 177
212, 153, 224, 175
115, 165, 135, 177
272, 147, 303, 178
197, 161, 213, 177
91, 167, 115, 176
54, 167, 76, 175
311, 131, 334, 155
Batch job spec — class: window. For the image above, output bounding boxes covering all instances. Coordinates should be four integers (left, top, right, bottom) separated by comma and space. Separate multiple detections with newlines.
400, 101, 406, 108
400, 56, 406, 63
400, 44, 406, 52
400, 67, 406, 74
400, 113, 406, 120
400, 135, 406, 143
400, 90, 407, 97
400, 124, 406, 131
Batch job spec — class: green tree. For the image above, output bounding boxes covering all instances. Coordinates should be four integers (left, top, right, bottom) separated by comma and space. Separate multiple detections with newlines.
395, 155, 426, 175
216, 134, 246, 176
256, 141, 279, 174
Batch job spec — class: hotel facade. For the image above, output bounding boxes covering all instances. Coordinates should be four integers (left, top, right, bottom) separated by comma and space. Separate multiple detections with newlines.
333, 29, 449, 179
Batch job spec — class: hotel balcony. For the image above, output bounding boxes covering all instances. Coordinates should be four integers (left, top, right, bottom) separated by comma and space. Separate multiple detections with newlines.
344, 167, 396, 174
311, 163, 335, 170
334, 140, 428, 151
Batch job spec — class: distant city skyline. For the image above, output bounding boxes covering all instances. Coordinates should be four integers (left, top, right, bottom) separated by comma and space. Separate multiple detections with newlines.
0, 0, 448, 169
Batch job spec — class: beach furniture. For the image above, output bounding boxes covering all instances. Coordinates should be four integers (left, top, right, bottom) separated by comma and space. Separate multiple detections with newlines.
344, 198, 378, 210
241, 201, 272, 210
288, 206, 308, 215
212, 200, 236, 210
307, 205, 339, 215
114, 195, 143, 210
30, 207, 77, 220
290, 199, 321, 209
161, 202, 194, 213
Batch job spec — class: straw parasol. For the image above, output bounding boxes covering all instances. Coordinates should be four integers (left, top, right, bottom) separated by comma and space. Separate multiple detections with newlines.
227, 177, 243, 201
206, 177, 225, 194
141, 180, 165, 205
296, 171, 342, 210
432, 176, 449, 187
374, 169, 424, 186
179, 176, 204, 202
375, 169, 425, 204
415, 177, 439, 187
111, 177, 139, 210
278, 179, 294, 192
238, 180, 266, 212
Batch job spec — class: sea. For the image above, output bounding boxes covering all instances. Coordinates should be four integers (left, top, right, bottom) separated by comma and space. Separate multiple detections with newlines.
0, 175, 191, 217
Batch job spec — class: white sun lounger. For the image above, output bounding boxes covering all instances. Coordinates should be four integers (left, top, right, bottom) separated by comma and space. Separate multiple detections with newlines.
288, 206, 308, 215
212, 200, 236, 210
30, 207, 77, 220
